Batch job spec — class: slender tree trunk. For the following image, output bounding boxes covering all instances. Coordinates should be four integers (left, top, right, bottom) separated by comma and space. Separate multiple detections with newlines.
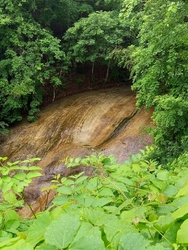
91, 61, 95, 79
105, 60, 111, 83
52, 87, 56, 102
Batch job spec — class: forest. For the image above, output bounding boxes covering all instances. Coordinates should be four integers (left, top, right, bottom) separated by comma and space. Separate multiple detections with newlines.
1, 0, 188, 249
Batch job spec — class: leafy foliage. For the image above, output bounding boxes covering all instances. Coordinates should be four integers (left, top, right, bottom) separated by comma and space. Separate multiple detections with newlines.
0, 0, 131, 134
0, 157, 41, 242
2, 152, 188, 249
64, 9, 130, 81
121, 0, 188, 161
0, 0, 66, 126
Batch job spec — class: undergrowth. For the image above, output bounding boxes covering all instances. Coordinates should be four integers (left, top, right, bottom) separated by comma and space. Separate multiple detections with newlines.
1, 149, 188, 249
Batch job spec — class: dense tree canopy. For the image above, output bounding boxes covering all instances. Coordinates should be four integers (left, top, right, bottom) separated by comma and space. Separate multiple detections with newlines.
1, 0, 188, 162
122, 0, 188, 161
0, 0, 124, 134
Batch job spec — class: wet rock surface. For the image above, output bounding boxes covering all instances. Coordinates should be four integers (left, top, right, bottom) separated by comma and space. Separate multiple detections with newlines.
0, 86, 153, 215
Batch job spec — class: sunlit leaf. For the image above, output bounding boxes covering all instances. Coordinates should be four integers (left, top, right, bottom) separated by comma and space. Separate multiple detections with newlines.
45, 214, 80, 249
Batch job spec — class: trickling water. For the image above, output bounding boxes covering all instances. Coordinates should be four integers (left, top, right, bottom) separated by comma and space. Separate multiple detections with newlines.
0, 86, 153, 215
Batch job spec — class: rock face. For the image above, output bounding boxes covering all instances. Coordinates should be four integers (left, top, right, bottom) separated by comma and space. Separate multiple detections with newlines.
0, 86, 153, 213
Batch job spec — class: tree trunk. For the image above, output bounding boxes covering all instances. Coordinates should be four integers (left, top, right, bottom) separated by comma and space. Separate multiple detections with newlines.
105, 60, 110, 83
91, 62, 95, 79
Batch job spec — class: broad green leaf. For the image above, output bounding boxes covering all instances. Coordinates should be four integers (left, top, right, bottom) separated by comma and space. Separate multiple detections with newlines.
151, 179, 166, 190
14, 172, 27, 180
0, 239, 33, 250
70, 226, 105, 250
36, 244, 58, 250
171, 196, 188, 208
26, 211, 51, 246
84, 196, 95, 207
52, 196, 69, 205
45, 213, 80, 249
75, 175, 88, 184
56, 186, 72, 195
110, 181, 128, 193
118, 232, 149, 250
157, 170, 169, 181
4, 210, 20, 222
103, 206, 118, 213
154, 214, 174, 232
27, 172, 42, 179
163, 185, 178, 196
176, 185, 188, 197
70, 234, 105, 250
115, 199, 134, 214
172, 202, 188, 219
3, 192, 17, 203
121, 209, 137, 222
71, 222, 93, 242
104, 218, 137, 244
86, 177, 100, 191
83, 208, 106, 226
63, 179, 75, 186
156, 193, 168, 204
177, 219, 188, 244
164, 221, 181, 244
1, 181, 13, 193
121, 207, 146, 222
132, 163, 140, 173
12, 166, 29, 171
92, 197, 113, 207
156, 204, 176, 216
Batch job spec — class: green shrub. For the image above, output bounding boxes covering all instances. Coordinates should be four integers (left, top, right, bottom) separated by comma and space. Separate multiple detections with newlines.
1, 152, 188, 249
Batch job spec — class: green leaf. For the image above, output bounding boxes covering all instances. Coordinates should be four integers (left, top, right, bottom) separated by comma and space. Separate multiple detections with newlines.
177, 219, 188, 244
3, 192, 17, 203
75, 175, 88, 184
23, 158, 41, 163
118, 233, 149, 250
163, 185, 178, 196
56, 186, 72, 195
115, 199, 134, 214
71, 222, 93, 242
104, 218, 137, 244
45, 213, 80, 249
5, 220, 20, 233
0, 157, 8, 161
27, 172, 42, 179
154, 214, 174, 232
26, 211, 51, 246
70, 234, 105, 250
132, 163, 141, 173
36, 244, 58, 250
0, 239, 33, 250
176, 185, 188, 197
92, 197, 113, 207
164, 221, 181, 244
4, 210, 20, 222
157, 170, 169, 181
99, 188, 114, 197
1, 180, 13, 193
52, 196, 69, 205
70, 222, 105, 250
172, 202, 188, 220
14, 172, 27, 180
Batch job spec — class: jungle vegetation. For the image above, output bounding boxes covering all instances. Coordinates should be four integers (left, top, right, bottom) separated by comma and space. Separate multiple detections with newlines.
0, 0, 188, 162
1, 1, 188, 249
